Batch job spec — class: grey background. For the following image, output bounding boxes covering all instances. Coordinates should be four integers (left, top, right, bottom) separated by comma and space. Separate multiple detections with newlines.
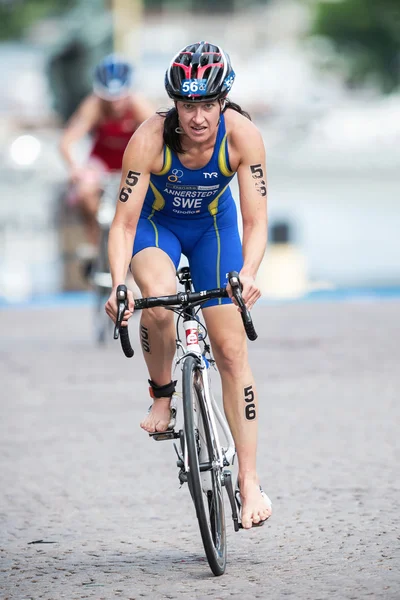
1, 298, 399, 599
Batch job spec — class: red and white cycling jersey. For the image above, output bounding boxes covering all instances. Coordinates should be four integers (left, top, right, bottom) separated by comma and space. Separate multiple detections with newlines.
90, 109, 139, 171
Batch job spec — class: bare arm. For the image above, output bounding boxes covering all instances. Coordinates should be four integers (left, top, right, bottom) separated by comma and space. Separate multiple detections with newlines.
108, 150, 150, 287
106, 117, 164, 319
233, 120, 268, 308
59, 95, 100, 170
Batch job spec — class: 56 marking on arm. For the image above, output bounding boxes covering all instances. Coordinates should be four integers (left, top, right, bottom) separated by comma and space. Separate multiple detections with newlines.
119, 170, 141, 203
250, 164, 267, 198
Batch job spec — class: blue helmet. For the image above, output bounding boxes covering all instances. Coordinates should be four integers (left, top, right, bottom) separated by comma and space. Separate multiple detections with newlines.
93, 54, 133, 100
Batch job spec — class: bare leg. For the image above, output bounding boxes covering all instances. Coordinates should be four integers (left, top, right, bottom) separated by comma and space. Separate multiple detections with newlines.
131, 248, 177, 432
203, 304, 272, 529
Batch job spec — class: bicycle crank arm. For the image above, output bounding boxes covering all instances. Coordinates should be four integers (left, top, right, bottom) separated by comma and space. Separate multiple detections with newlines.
223, 471, 241, 532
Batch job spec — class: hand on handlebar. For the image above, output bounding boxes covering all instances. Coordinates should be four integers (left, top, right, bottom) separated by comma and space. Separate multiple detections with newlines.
111, 273, 259, 355
226, 272, 261, 310
105, 285, 135, 325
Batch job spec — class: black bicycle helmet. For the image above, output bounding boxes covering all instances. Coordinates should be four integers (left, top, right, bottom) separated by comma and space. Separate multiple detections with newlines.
165, 41, 235, 102
93, 54, 133, 100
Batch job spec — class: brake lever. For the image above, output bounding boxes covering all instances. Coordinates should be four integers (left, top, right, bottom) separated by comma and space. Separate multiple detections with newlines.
228, 271, 258, 341
114, 285, 128, 340
228, 271, 245, 308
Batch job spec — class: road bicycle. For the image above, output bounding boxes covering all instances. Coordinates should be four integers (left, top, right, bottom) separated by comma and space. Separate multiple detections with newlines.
113, 267, 258, 576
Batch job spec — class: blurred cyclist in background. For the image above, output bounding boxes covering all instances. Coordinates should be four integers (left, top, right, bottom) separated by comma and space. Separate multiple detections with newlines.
59, 54, 153, 264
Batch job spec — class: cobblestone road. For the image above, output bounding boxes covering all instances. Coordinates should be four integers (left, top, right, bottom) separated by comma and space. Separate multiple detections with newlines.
1, 298, 399, 599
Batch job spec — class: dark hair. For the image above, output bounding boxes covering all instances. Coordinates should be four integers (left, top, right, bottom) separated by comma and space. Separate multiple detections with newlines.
156, 100, 251, 154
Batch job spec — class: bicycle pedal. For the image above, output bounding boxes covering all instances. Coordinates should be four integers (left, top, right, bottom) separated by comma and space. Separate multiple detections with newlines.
149, 430, 179, 441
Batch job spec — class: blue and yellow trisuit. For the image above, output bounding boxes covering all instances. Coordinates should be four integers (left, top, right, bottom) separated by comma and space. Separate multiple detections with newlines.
133, 113, 243, 307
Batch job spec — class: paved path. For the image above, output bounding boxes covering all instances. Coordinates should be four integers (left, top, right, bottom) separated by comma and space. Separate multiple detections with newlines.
0, 298, 399, 599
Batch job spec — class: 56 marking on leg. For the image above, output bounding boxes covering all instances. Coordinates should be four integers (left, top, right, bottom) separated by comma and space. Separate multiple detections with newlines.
244, 384, 256, 420
119, 170, 141, 203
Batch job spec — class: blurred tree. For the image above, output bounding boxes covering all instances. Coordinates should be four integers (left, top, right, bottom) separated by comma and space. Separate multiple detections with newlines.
143, 0, 235, 10
311, 0, 400, 93
48, 39, 94, 123
0, 0, 76, 40
0, 0, 273, 40
46, 0, 111, 122
138, 0, 271, 11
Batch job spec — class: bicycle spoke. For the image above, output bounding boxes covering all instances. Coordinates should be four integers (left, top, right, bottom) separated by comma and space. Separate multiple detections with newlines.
182, 355, 226, 576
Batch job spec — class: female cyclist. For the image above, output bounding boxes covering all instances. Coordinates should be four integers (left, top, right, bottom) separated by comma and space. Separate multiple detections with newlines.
105, 42, 271, 529
60, 54, 153, 249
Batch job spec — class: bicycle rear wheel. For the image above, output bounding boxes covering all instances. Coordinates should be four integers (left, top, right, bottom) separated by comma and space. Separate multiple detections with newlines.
182, 354, 226, 576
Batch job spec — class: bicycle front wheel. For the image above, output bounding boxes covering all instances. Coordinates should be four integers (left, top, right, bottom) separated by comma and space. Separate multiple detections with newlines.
182, 354, 226, 576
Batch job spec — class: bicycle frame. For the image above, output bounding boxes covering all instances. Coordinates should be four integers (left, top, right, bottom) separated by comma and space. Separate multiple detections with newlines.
175, 318, 236, 476
113, 271, 257, 538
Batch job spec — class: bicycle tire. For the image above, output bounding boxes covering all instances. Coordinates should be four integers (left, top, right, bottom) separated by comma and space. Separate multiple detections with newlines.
182, 354, 226, 576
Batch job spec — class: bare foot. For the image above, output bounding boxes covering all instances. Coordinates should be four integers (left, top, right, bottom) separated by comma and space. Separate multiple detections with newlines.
140, 396, 173, 433
238, 476, 272, 529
